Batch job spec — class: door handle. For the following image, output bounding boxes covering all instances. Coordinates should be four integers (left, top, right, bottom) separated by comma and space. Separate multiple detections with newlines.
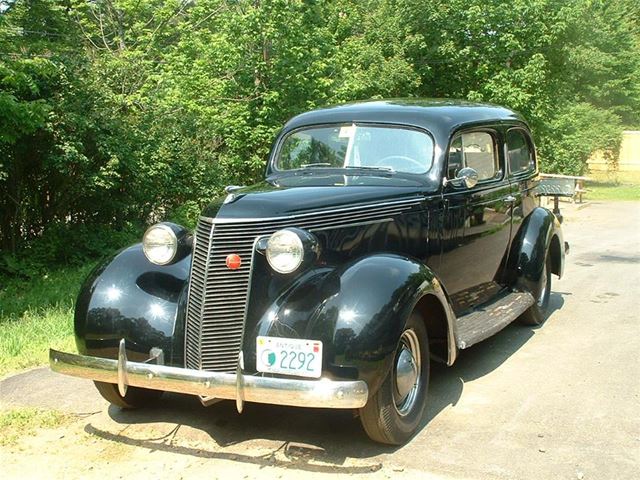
505, 195, 516, 203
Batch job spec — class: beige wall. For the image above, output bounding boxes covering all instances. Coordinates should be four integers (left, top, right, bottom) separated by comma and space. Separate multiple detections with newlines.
589, 131, 640, 173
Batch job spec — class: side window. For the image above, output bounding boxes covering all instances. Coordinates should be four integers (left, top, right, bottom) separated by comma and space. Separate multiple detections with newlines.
447, 131, 498, 182
506, 129, 534, 175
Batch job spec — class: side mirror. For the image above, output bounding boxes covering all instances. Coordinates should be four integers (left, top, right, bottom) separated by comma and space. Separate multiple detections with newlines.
447, 167, 479, 189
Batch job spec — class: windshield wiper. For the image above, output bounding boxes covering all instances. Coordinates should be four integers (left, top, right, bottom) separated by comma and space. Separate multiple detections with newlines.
344, 165, 395, 173
301, 162, 333, 168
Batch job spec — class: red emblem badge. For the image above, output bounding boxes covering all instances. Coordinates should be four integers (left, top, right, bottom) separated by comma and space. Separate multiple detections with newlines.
226, 254, 242, 270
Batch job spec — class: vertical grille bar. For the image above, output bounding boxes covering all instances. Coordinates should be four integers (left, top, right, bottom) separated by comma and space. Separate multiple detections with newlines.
185, 220, 256, 373
185, 218, 215, 370
196, 224, 254, 372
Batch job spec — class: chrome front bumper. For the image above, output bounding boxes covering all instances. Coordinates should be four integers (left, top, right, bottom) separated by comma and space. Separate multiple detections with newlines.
49, 345, 368, 410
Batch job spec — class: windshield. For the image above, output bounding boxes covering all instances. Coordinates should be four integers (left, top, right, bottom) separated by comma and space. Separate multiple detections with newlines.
274, 124, 434, 174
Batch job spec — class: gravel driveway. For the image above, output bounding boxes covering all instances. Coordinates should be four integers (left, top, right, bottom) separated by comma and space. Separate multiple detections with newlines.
1, 200, 639, 480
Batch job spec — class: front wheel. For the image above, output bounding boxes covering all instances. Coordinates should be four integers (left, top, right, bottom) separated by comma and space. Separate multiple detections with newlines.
359, 312, 430, 445
94, 381, 163, 409
519, 253, 552, 326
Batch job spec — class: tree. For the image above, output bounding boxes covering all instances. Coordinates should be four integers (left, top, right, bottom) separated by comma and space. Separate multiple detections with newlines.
1, 0, 639, 271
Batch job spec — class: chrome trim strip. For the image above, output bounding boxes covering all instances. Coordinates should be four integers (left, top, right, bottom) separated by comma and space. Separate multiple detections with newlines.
50, 349, 369, 409
202, 197, 425, 224
309, 217, 394, 232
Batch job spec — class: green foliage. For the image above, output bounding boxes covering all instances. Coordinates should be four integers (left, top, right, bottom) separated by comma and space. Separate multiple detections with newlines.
0, 221, 141, 279
0, 0, 638, 275
0, 264, 94, 376
538, 103, 622, 175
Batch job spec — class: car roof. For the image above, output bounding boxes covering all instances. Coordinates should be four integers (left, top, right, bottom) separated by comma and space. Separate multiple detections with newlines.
283, 98, 527, 136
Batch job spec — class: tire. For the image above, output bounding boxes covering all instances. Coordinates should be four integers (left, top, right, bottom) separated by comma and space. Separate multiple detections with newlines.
93, 381, 163, 409
359, 312, 430, 445
519, 253, 552, 326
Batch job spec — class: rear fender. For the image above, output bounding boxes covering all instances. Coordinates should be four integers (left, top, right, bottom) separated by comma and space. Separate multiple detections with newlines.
509, 207, 564, 294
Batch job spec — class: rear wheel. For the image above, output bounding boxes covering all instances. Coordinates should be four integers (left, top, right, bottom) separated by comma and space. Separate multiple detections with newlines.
93, 381, 163, 409
359, 312, 430, 445
520, 253, 552, 326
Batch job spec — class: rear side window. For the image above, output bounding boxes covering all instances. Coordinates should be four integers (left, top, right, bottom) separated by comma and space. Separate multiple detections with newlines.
506, 129, 534, 175
447, 131, 498, 181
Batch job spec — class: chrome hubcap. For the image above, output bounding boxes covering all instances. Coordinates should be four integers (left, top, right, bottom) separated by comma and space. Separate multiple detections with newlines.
393, 329, 421, 416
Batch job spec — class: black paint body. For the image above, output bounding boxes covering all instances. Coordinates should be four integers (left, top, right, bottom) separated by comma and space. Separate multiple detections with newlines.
74, 99, 564, 396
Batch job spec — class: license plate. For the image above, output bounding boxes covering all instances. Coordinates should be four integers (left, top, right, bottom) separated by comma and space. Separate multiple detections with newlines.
256, 336, 323, 378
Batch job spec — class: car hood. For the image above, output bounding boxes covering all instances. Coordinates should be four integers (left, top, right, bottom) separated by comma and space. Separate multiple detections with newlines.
202, 176, 436, 220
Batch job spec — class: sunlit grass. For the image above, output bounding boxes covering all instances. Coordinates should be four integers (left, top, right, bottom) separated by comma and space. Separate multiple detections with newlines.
587, 181, 640, 201
0, 265, 94, 377
0, 407, 71, 446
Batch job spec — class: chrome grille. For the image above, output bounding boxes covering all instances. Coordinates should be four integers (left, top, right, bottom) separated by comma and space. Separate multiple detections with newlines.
185, 197, 423, 372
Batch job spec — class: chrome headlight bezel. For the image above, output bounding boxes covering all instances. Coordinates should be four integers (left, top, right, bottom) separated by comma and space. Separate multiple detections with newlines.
266, 228, 319, 274
143, 222, 190, 266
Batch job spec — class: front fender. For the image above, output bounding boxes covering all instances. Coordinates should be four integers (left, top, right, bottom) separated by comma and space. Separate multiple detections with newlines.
74, 244, 191, 366
509, 207, 564, 294
247, 254, 453, 396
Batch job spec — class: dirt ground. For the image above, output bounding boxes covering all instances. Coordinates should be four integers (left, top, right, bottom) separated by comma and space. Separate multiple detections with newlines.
1, 200, 639, 480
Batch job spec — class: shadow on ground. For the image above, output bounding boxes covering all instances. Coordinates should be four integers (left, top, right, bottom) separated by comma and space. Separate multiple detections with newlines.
82, 292, 567, 472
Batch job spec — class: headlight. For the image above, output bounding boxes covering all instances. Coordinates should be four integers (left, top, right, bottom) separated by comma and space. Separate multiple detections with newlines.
143, 224, 178, 265
266, 228, 319, 274
266, 229, 304, 274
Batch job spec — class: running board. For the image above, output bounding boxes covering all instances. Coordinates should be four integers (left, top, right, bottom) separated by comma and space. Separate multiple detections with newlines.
455, 291, 535, 349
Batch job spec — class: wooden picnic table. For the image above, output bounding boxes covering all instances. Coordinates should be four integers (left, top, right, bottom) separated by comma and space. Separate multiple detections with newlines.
539, 173, 590, 203
536, 173, 591, 223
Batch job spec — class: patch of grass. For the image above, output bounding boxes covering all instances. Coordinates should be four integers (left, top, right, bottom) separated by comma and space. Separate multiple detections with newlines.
0, 407, 71, 446
587, 181, 640, 201
0, 264, 95, 377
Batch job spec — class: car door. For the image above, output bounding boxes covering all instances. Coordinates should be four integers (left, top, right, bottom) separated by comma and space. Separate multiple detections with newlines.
505, 125, 538, 234
438, 128, 514, 315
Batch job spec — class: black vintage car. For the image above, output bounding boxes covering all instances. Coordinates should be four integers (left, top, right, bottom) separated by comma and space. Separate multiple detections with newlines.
51, 99, 567, 445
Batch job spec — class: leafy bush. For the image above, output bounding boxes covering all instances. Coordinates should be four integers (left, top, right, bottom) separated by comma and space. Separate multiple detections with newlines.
0, 222, 141, 280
